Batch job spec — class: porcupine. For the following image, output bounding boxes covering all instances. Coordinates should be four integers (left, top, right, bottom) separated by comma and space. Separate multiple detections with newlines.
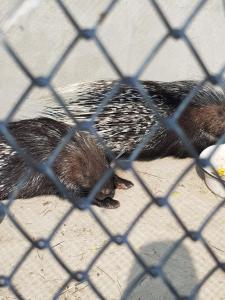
40, 80, 225, 158
0, 118, 133, 209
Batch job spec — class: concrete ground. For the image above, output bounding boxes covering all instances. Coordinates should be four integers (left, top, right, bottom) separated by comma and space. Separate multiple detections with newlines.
1, 157, 225, 300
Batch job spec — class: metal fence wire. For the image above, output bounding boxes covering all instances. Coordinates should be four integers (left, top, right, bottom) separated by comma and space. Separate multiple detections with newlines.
1, 0, 225, 299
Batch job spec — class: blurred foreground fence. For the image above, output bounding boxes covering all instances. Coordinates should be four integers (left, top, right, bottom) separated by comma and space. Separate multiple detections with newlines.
1, 0, 225, 299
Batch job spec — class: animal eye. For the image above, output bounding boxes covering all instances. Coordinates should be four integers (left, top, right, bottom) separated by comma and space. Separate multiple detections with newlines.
77, 186, 90, 196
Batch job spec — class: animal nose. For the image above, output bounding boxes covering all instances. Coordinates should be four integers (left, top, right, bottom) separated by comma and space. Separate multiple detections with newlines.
105, 188, 115, 198
97, 188, 114, 200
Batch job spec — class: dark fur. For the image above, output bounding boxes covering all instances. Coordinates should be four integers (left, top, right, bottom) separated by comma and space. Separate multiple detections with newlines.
0, 118, 133, 208
42, 80, 225, 158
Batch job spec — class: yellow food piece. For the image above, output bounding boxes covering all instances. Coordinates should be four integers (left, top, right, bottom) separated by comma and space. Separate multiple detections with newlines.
171, 191, 180, 197
217, 167, 225, 177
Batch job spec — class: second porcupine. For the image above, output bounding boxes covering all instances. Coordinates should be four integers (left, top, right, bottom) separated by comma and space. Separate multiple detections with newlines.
38, 80, 225, 158
0, 117, 133, 208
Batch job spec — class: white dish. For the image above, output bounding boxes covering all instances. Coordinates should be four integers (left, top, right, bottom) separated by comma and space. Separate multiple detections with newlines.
199, 144, 225, 198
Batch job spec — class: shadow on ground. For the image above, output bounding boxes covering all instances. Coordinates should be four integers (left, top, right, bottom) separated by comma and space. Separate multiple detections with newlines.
123, 240, 198, 300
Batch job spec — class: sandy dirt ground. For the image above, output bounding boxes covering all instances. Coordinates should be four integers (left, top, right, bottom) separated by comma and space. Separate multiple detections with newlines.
1, 1, 225, 299
1, 157, 225, 300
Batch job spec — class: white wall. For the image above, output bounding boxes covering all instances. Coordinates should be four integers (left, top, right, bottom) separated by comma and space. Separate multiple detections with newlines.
1, 0, 225, 118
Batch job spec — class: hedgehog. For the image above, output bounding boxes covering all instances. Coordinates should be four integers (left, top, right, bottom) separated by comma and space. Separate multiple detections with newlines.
0, 118, 133, 209
33, 80, 225, 158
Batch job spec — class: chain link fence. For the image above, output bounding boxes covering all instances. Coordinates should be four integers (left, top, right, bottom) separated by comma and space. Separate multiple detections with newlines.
1, 0, 225, 299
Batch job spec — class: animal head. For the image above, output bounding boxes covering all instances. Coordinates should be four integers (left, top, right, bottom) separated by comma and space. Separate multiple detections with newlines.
58, 132, 116, 200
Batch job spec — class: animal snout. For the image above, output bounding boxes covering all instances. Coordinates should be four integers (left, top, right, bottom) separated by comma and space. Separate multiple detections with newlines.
97, 188, 115, 200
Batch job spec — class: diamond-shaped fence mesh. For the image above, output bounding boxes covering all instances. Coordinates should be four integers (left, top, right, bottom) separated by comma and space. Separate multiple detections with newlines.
1, 0, 225, 299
